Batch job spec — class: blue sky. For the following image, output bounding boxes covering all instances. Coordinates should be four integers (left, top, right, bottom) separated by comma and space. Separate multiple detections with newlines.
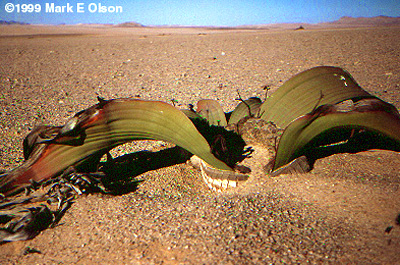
1, 0, 399, 26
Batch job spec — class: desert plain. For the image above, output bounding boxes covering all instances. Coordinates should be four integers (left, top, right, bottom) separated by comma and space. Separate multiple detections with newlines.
0, 24, 400, 264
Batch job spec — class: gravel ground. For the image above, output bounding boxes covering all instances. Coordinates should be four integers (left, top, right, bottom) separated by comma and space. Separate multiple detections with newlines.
0, 25, 400, 264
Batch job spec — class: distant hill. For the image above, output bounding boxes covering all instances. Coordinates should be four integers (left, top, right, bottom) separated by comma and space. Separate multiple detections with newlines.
116, 22, 145, 27
236, 16, 400, 30
327, 16, 400, 27
0, 20, 29, 25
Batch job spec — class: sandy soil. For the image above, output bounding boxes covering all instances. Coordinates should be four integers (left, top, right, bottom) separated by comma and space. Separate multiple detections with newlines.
0, 25, 400, 264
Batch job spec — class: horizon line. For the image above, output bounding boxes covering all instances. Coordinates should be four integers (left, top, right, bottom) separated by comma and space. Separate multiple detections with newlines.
1, 15, 400, 28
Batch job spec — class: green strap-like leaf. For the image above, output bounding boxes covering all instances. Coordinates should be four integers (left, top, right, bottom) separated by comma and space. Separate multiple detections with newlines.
1, 99, 235, 195
196, 99, 228, 126
181, 109, 202, 120
228, 97, 262, 125
272, 99, 400, 172
260, 66, 374, 128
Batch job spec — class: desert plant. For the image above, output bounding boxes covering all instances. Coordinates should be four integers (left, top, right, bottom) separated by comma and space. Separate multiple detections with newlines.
1, 66, 400, 242
1, 66, 400, 196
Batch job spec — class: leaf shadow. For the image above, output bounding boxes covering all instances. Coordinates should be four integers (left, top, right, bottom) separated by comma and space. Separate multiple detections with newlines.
189, 118, 249, 167
98, 146, 193, 195
302, 128, 400, 169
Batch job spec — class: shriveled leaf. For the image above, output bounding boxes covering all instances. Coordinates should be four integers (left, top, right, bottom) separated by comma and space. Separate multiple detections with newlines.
23, 125, 61, 160
196, 99, 228, 126
0, 205, 54, 242
0, 99, 236, 196
228, 97, 262, 125
260, 66, 374, 128
271, 98, 400, 173
190, 155, 249, 191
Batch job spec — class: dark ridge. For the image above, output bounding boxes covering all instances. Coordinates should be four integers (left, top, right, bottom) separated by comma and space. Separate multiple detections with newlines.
0, 20, 30, 25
